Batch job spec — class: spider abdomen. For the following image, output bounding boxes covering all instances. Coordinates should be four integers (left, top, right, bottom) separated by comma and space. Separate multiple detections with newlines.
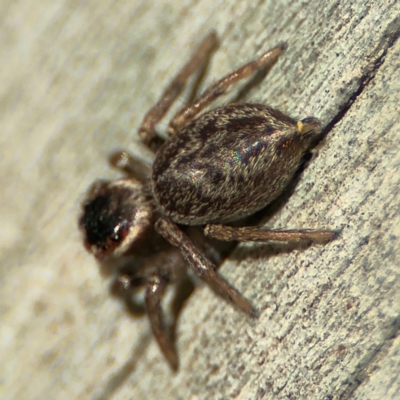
152, 103, 320, 225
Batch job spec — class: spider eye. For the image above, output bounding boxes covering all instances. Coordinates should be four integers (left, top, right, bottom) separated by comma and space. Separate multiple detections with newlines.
110, 222, 129, 243
111, 233, 120, 242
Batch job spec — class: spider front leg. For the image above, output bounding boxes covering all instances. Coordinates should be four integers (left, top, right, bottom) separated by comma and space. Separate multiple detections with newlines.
168, 41, 287, 136
155, 217, 257, 317
138, 32, 218, 147
145, 274, 179, 371
204, 224, 337, 243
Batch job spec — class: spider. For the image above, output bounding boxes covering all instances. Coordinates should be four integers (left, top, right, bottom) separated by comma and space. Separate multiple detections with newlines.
79, 32, 335, 370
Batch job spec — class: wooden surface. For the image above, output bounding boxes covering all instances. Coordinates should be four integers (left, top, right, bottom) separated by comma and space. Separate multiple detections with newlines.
0, 1, 399, 399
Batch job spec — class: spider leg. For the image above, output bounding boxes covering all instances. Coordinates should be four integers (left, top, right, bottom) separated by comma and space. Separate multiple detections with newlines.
155, 217, 257, 317
145, 274, 179, 371
138, 32, 218, 147
110, 272, 147, 316
168, 42, 287, 136
108, 150, 151, 182
204, 224, 337, 243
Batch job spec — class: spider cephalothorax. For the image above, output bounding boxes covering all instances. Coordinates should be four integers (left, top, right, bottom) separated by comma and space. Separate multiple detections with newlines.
79, 32, 335, 370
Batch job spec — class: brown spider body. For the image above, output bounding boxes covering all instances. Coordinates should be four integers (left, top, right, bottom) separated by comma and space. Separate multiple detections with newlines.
79, 32, 335, 370
153, 103, 320, 225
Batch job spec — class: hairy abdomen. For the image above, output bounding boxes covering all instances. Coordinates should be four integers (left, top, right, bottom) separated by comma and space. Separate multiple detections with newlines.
152, 104, 309, 225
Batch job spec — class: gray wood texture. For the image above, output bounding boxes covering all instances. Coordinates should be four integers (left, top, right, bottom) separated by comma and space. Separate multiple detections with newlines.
0, 0, 399, 399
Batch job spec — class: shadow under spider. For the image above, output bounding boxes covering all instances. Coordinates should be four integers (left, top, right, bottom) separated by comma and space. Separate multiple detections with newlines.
90, 332, 153, 400
89, 280, 195, 399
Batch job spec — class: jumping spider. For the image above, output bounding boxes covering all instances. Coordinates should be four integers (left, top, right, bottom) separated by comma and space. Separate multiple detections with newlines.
79, 32, 335, 370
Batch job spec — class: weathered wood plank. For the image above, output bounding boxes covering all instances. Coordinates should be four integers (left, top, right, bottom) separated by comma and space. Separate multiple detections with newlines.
0, 1, 398, 399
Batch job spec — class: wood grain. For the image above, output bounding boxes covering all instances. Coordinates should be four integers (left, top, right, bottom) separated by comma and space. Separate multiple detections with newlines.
0, 1, 399, 399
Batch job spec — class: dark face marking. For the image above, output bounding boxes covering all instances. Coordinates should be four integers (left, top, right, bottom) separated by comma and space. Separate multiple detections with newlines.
79, 180, 153, 259
81, 192, 129, 249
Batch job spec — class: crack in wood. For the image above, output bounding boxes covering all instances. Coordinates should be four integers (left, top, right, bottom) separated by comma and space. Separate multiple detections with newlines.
322, 17, 400, 140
